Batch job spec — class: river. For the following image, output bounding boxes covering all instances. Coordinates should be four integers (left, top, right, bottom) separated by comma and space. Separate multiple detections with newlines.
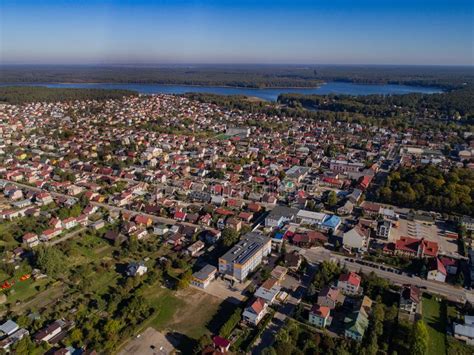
0, 81, 443, 101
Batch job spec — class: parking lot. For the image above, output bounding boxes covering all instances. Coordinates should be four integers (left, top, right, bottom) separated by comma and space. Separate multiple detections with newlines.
390, 218, 459, 256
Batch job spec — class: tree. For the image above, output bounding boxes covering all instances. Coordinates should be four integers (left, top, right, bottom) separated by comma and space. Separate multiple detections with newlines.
410, 320, 429, 355
33, 246, 67, 278
326, 191, 338, 208
177, 270, 192, 289
221, 228, 240, 248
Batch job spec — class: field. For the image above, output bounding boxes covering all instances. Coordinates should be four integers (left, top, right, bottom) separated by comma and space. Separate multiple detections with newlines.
422, 294, 447, 355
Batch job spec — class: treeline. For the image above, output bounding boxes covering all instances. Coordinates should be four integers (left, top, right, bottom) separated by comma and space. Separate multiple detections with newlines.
376, 165, 474, 216
278, 85, 474, 121
0, 86, 137, 104
3, 65, 472, 89
0, 65, 323, 88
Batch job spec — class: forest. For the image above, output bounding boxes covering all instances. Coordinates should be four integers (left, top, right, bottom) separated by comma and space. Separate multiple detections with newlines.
0, 86, 137, 104
376, 165, 474, 216
1, 64, 473, 89
278, 85, 474, 121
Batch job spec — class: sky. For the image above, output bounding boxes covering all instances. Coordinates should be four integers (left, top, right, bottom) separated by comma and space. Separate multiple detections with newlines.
0, 0, 473, 66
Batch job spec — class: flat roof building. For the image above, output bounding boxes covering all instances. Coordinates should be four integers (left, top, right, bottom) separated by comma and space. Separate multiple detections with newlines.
218, 232, 271, 282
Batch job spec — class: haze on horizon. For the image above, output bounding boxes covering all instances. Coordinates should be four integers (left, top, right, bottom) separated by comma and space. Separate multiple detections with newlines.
0, 0, 473, 66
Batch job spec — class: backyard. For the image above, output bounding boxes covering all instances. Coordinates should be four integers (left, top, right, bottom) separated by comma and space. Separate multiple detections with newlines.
422, 294, 447, 355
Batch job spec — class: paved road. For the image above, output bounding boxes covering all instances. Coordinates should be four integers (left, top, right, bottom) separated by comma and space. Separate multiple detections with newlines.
294, 245, 471, 303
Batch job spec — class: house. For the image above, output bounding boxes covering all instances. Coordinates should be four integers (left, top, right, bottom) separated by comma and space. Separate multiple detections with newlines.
187, 240, 205, 257
309, 304, 331, 328
376, 220, 392, 239
254, 278, 281, 304
126, 262, 148, 277
62, 217, 77, 230
318, 286, 343, 310
23, 232, 40, 247
206, 229, 221, 244
0, 320, 19, 337
0, 328, 29, 351
338, 200, 354, 215
321, 214, 342, 232
265, 206, 298, 228
427, 258, 447, 283
191, 264, 217, 289
337, 272, 362, 295
343, 225, 370, 252
153, 224, 169, 236
134, 215, 152, 227
34, 319, 68, 344
344, 296, 372, 342
284, 251, 302, 271
440, 257, 459, 275
399, 285, 422, 322
212, 335, 231, 353
40, 228, 62, 242
243, 298, 268, 325
454, 316, 474, 345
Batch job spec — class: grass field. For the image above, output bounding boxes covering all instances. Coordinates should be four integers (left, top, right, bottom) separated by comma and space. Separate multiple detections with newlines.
145, 287, 222, 339
422, 294, 447, 355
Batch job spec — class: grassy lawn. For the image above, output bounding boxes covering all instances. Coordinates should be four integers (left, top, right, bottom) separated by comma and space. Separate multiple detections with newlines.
422, 294, 447, 355
143, 286, 223, 340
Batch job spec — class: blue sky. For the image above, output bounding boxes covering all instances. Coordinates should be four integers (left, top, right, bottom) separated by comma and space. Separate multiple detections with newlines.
0, 0, 473, 65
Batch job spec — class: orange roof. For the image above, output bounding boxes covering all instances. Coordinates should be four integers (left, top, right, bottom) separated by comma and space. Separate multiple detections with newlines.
339, 272, 361, 287
311, 304, 330, 318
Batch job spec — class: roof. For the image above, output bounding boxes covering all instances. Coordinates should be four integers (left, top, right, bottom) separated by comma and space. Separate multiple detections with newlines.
248, 298, 266, 314
219, 232, 269, 265
322, 214, 341, 228
212, 335, 230, 349
454, 323, 474, 339
319, 286, 340, 301
311, 304, 330, 318
0, 320, 19, 335
339, 272, 361, 287
192, 264, 217, 281
401, 285, 421, 304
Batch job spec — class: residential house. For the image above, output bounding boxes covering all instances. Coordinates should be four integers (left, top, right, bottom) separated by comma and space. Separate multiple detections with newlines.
187, 240, 205, 257
309, 304, 331, 328
126, 262, 148, 277
337, 272, 362, 295
454, 316, 474, 345
318, 286, 343, 310
343, 225, 370, 252
254, 278, 281, 304
427, 258, 447, 283
344, 296, 372, 342
399, 285, 422, 322
265, 206, 298, 228
242, 298, 268, 325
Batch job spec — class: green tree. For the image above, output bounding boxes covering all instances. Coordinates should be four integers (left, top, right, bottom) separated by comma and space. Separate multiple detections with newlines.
410, 320, 429, 355
33, 245, 67, 278
221, 228, 240, 248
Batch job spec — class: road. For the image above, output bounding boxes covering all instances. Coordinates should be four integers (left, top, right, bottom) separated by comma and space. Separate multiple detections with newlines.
294, 246, 471, 303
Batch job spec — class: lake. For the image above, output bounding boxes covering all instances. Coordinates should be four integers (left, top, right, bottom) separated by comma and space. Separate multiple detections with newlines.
0, 81, 443, 101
